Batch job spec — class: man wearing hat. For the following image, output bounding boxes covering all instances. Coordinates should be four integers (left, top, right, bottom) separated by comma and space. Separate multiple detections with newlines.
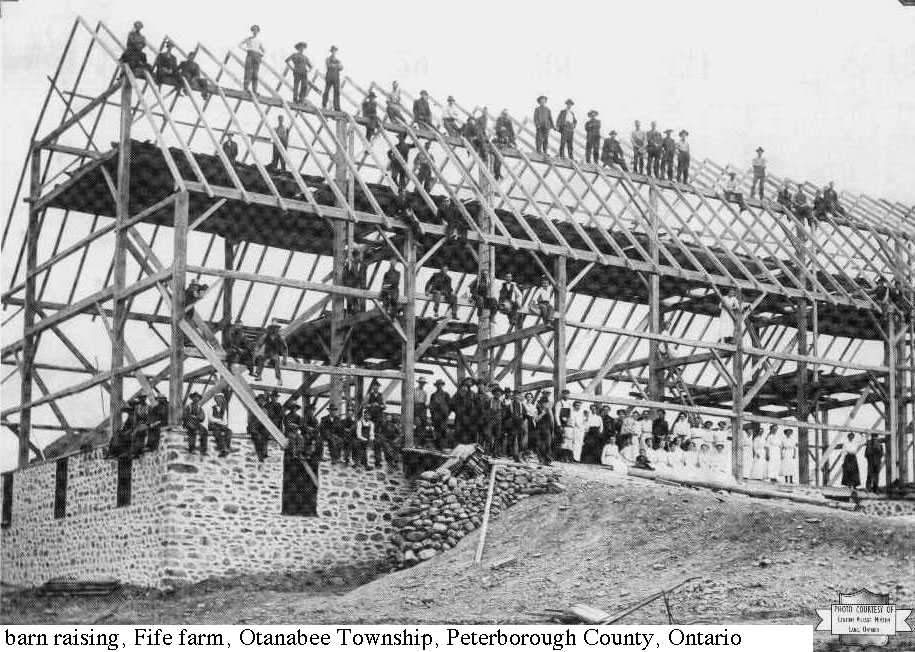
660, 129, 676, 181
353, 408, 374, 469
208, 392, 232, 457
177, 50, 209, 100
532, 276, 555, 323
127, 392, 152, 458
630, 120, 647, 175
340, 404, 357, 464
268, 115, 290, 173
413, 377, 429, 435
676, 130, 691, 184
646, 121, 663, 178
553, 389, 575, 462
388, 132, 414, 193
365, 379, 386, 427
184, 392, 207, 454
452, 378, 475, 445
751, 147, 767, 200
533, 95, 554, 156
442, 96, 462, 137
107, 398, 137, 458
584, 110, 601, 164
505, 389, 526, 462
249, 394, 270, 461
265, 389, 285, 432
322, 46, 343, 111
380, 259, 402, 317
429, 379, 452, 450
320, 403, 344, 463
224, 318, 253, 375
146, 395, 169, 453
600, 131, 628, 171
425, 264, 457, 319
412, 90, 433, 130
222, 131, 239, 163
119, 21, 151, 77
153, 40, 178, 87
362, 91, 380, 140
556, 99, 577, 159
494, 110, 516, 148
254, 317, 288, 383
285, 41, 313, 104
239, 25, 265, 94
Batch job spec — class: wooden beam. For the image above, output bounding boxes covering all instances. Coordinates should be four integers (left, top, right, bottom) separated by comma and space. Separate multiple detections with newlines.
1, 349, 171, 418
553, 256, 568, 398
19, 147, 41, 466
169, 191, 189, 425
402, 228, 417, 447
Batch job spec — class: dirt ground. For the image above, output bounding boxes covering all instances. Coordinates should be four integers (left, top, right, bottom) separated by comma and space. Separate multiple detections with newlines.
3, 463, 913, 647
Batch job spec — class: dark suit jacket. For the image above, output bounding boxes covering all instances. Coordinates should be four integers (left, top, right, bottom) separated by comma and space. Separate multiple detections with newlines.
533, 105, 554, 130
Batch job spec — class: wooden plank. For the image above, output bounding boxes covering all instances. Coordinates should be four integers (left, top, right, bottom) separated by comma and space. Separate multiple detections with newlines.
478, 322, 552, 350
474, 464, 499, 565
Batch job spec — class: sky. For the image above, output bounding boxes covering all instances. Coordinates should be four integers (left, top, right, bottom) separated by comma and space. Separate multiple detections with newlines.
1, 0, 914, 469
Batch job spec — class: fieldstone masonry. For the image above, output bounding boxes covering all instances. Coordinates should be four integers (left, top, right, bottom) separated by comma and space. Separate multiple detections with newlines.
158, 430, 412, 585
2, 428, 412, 589
392, 464, 562, 567
1, 444, 168, 587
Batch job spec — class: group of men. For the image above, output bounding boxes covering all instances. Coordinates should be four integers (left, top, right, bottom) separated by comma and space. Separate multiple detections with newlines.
717, 148, 848, 218
107, 392, 169, 459
180, 381, 404, 469
413, 377, 555, 465
119, 23, 210, 98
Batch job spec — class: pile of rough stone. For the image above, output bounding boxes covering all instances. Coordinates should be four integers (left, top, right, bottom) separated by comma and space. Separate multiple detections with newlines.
392, 463, 562, 567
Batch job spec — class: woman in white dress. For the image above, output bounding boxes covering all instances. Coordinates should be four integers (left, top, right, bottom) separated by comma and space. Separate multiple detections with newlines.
780, 429, 797, 483
765, 425, 782, 482
749, 430, 767, 480
672, 412, 692, 441
570, 400, 586, 462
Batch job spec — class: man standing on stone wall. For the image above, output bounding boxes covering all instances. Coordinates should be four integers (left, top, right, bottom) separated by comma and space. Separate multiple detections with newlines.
320, 403, 344, 463
249, 394, 270, 461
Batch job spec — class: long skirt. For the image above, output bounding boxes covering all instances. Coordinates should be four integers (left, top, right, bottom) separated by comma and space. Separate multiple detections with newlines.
841, 453, 860, 488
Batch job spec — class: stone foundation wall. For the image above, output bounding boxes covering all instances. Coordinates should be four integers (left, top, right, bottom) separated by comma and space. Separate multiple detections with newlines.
1, 446, 168, 588
159, 431, 413, 586
2, 429, 413, 589
392, 464, 561, 567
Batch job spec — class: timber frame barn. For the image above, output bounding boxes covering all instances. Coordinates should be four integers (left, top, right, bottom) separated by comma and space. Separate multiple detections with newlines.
2, 17, 914, 488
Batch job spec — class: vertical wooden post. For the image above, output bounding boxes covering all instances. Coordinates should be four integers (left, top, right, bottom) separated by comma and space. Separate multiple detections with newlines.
816, 406, 829, 487
330, 117, 350, 410
647, 185, 664, 402
19, 147, 41, 467
169, 191, 189, 425
223, 239, 235, 326
476, 182, 494, 385
330, 219, 346, 409
796, 301, 810, 484
553, 255, 568, 399
731, 306, 744, 480
886, 310, 907, 486
795, 220, 811, 484
109, 78, 132, 438
402, 228, 417, 448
